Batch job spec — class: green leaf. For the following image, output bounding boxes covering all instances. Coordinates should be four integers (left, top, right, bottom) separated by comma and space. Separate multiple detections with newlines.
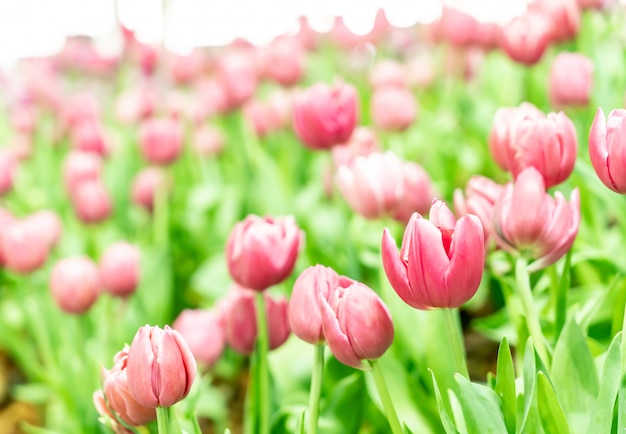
551, 319, 599, 431
536, 372, 570, 434
428, 369, 458, 434
618, 375, 626, 431
586, 332, 621, 434
495, 337, 516, 434
521, 339, 538, 432
454, 374, 508, 433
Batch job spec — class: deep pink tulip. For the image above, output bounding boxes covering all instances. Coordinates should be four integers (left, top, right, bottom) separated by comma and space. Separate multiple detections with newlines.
99, 345, 157, 427
49, 257, 100, 314
288, 265, 344, 344
319, 279, 394, 370
293, 81, 358, 150
126, 325, 197, 408
173, 309, 225, 366
63, 151, 103, 194
1, 219, 50, 274
549, 53, 593, 108
493, 167, 580, 271
589, 108, 626, 193
499, 12, 552, 65
381, 200, 485, 310
226, 215, 301, 291
370, 86, 417, 132
71, 179, 112, 224
99, 242, 140, 297
138, 118, 183, 166
454, 176, 506, 243
392, 161, 437, 224
131, 167, 169, 213
0, 150, 17, 195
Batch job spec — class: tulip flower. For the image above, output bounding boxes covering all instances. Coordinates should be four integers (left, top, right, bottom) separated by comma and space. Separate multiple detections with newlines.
99, 242, 141, 297
63, 151, 103, 194
392, 161, 437, 224
26, 210, 62, 249
293, 81, 358, 150
71, 120, 110, 157
381, 200, 485, 309
1, 219, 50, 274
369, 60, 407, 89
454, 175, 506, 244
258, 38, 304, 87
131, 167, 169, 213
319, 279, 394, 370
499, 12, 552, 66
226, 215, 301, 291
589, 107, 626, 194
49, 257, 100, 314
71, 178, 112, 224
173, 309, 225, 366
331, 127, 381, 168
530, 0, 580, 43
126, 325, 196, 408
548, 53, 593, 108
492, 167, 580, 271
216, 52, 259, 111
138, 118, 183, 166
370, 86, 417, 132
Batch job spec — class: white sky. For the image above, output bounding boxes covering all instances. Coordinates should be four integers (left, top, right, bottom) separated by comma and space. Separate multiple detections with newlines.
0, 0, 539, 70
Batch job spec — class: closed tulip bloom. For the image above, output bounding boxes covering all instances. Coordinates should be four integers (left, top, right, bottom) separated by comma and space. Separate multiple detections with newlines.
71, 120, 110, 157
99, 242, 140, 297
217, 52, 259, 111
131, 167, 169, 213
453, 176, 505, 243
499, 12, 552, 65
100, 345, 156, 427
139, 118, 183, 166
26, 210, 62, 249
71, 178, 112, 224
381, 200, 485, 310
258, 38, 304, 87
288, 265, 344, 344
293, 81, 358, 150
392, 161, 437, 224
319, 279, 394, 370
2, 219, 50, 274
549, 53, 593, 108
493, 167, 580, 271
589, 107, 626, 193
50, 257, 100, 314
226, 215, 301, 291
127, 325, 197, 408
173, 309, 225, 366
331, 127, 381, 168
370, 86, 417, 132
531, 0, 580, 43
63, 151, 103, 194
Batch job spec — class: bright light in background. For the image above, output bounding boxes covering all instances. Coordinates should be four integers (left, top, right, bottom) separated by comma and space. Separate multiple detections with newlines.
118, 0, 163, 44
445, 0, 531, 24
385, 0, 443, 27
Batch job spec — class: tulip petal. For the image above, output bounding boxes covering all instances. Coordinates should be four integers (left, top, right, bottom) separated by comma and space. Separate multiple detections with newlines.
606, 115, 626, 193
319, 292, 364, 369
589, 108, 615, 191
127, 326, 159, 408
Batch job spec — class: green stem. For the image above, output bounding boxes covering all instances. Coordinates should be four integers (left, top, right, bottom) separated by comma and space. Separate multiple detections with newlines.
441, 308, 470, 378
307, 344, 325, 434
255, 292, 270, 434
516, 256, 550, 366
156, 406, 171, 434
368, 359, 403, 434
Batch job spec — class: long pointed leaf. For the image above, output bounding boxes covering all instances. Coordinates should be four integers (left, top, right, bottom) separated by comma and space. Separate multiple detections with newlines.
455, 374, 508, 433
536, 372, 570, 434
495, 337, 516, 434
586, 333, 621, 434
429, 369, 458, 434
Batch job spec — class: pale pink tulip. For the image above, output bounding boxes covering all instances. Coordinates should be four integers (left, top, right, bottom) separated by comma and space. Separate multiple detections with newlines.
173, 309, 225, 366
49, 257, 100, 314
589, 107, 626, 193
370, 86, 417, 132
548, 52, 593, 108
99, 242, 141, 297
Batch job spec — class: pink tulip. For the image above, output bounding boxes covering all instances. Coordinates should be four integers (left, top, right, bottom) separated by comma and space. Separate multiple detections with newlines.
589, 107, 626, 193
63, 151, 103, 194
370, 86, 417, 132
49, 257, 100, 314
0, 150, 17, 195
432, 7, 479, 48
493, 167, 580, 271
392, 161, 437, 224
454, 176, 506, 243
191, 125, 225, 157
138, 118, 183, 166
99, 242, 140, 297
548, 52, 593, 108
531, 0, 580, 43
99, 345, 157, 427
381, 200, 485, 309
62, 93, 101, 129
288, 265, 345, 344
369, 60, 407, 89
172, 309, 225, 366
25, 210, 62, 249
131, 167, 169, 213
293, 81, 358, 150
71, 120, 110, 157
499, 12, 552, 65
226, 215, 301, 291
319, 279, 394, 370
258, 38, 304, 87
1, 219, 50, 274
71, 179, 112, 224
126, 325, 196, 408
216, 51, 259, 111
331, 127, 381, 168
243, 99, 284, 138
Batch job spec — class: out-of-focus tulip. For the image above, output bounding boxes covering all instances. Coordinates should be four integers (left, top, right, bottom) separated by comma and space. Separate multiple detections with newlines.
370, 86, 417, 132
406, 52, 435, 89
1, 219, 50, 274
489, 103, 577, 188
293, 81, 358, 150
331, 127, 381, 168
49, 257, 100, 314
493, 167, 580, 271
381, 200, 485, 309
173, 309, 225, 366
192, 125, 225, 157
115, 85, 158, 124
99, 345, 156, 427
131, 167, 169, 213
226, 215, 301, 291
63, 151, 103, 194
258, 38, 304, 86
369, 60, 407, 89
431, 6, 479, 47
138, 118, 183, 166
243, 99, 283, 138
0, 209, 15, 266
9, 103, 37, 134
288, 265, 344, 344
0, 150, 17, 195
166, 50, 205, 84
216, 52, 259, 111
71, 120, 110, 157
454, 176, 505, 244
63, 93, 101, 129
589, 107, 626, 193
99, 242, 140, 297
531, 0, 580, 43
392, 162, 437, 224
219, 286, 291, 355
499, 12, 552, 66
127, 325, 197, 408
71, 179, 112, 224
319, 279, 394, 370
25, 210, 62, 249
548, 52, 593, 108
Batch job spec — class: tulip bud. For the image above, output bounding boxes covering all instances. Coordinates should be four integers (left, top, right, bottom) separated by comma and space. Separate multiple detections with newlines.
258, 38, 304, 87
319, 279, 394, 370
226, 215, 301, 291
293, 81, 358, 150
50, 257, 100, 314
99, 242, 140, 297
26, 210, 62, 249
173, 309, 225, 366
71, 120, 110, 157
131, 167, 169, 213
126, 325, 197, 408
2, 219, 50, 274
589, 107, 626, 193
216, 52, 259, 111
370, 86, 417, 132
453, 176, 505, 244
493, 167, 580, 271
71, 178, 112, 224
63, 151, 103, 194
548, 52, 593, 108
530, 0, 580, 43
499, 12, 552, 66
381, 200, 485, 310
288, 265, 344, 344
138, 118, 183, 166
99, 345, 157, 427
392, 161, 437, 223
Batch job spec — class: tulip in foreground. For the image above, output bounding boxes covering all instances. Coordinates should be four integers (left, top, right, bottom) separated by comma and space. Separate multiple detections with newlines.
382, 200, 485, 309
589, 107, 626, 193
126, 325, 196, 408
